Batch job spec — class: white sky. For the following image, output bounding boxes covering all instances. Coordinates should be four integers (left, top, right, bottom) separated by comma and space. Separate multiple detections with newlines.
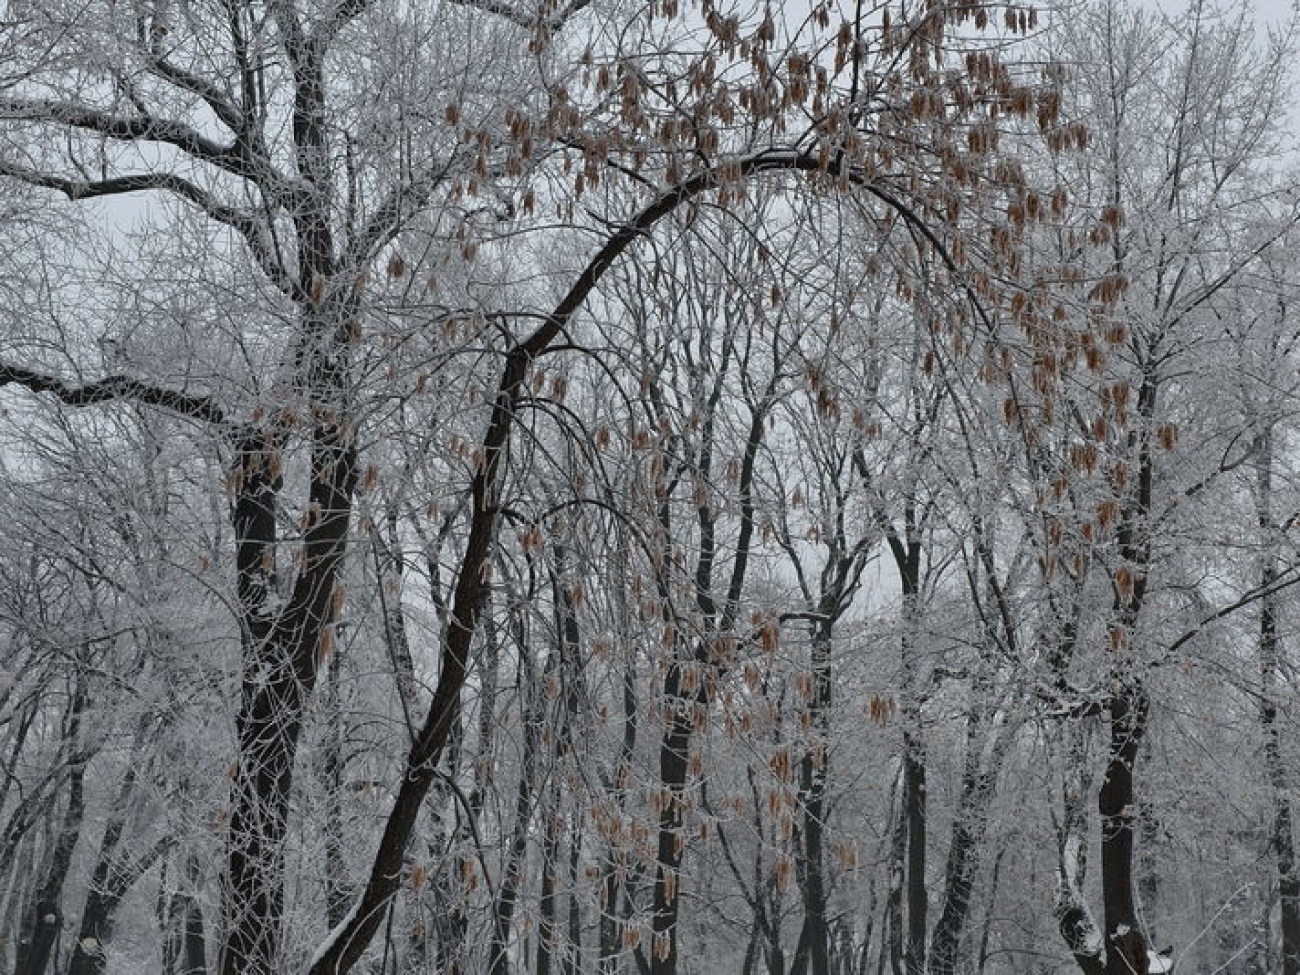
1138, 0, 1297, 26
1237, 0, 1294, 22
1136, 0, 1300, 140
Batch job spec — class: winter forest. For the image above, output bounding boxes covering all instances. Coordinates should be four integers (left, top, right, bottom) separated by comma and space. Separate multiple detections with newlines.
1, 0, 1299, 969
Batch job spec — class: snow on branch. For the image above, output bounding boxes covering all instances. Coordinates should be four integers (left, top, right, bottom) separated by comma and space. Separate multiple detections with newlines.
445, 0, 594, 35
0, 161, 298, 298
0, 364, 229, 427
0, 98, 303, 206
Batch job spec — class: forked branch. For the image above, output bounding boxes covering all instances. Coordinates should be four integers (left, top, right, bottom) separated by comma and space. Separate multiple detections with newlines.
0, 161, 298, 297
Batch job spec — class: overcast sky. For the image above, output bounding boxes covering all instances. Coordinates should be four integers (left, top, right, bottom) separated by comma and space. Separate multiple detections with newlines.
1138, 0, 1296, 26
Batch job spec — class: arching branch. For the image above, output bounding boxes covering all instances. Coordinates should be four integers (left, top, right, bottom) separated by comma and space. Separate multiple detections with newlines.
306, 143, 963, 975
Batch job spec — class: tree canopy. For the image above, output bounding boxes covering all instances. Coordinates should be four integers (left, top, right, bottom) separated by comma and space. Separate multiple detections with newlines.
0, 0, 1298, 972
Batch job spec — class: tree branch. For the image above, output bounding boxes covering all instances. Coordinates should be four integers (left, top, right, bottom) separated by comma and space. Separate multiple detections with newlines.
1160, 562, 1300, 662
313, 0, 380, 46
141, 52, 247, 136
0, 98, 299, 200
445, 0, 593, 35
0, 364, 229, 428
0, 161, 301, 298
349, 153, 460, 263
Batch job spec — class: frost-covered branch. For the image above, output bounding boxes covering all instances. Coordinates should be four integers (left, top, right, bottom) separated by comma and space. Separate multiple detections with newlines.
0, 161, 298, 296
0, 364, 229, 428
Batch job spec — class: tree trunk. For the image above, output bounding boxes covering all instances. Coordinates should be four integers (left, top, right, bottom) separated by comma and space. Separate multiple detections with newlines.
853, 811, 890, 975
220, 641, 307, 975
1256, 427, 1300, 974
1099, 682, 1149, 975
487, 633, 544, 975
599, 540, 639, 975
67, 834, 169, 975
901, 741, 927, 975
180, 896, 209, 975
321, 648, 351, 931
888, 522, 926, 975
68, 744, 138, 975
220, 422, 357, 975
538, 805, 559, 975
162, 881, 210, 975
1055, 749, 1105, 975
975, 843, 1006, 975
566, 820, 584, 975
15, 684, 86, 975
1097, 372, 1157, 975
883, 768, 906, 975
14, 899, 61, 975
598, 860, 621, 975
554, 541, 586, 975
928, 705, 1009, 975
649, 655, 693, 975
794, 621, 833, 975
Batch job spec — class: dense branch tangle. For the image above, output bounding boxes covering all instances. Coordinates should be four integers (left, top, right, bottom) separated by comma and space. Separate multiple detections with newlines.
0, 0, 1174, 973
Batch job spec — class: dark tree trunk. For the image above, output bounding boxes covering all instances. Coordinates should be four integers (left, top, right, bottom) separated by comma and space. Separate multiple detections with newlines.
487, 640, 543, 975
67, 835, 169, 975
538, 806, 559, 975
853, 810, 890, 975
14, 900, 61, 975
67, 757, 137, 975
1055, 753, 1105, 975
15, 685, 87, 975
321, 648, 351, 930
599, 541, 640, 975
883, 770, 906, 975
1266, 665, 1300, 975
1049, 633, 1105, 975
647, 447, 696, 975
220, 419, 357, 975
374, 510, 420, 718
1137, 791, 1158, 919
649, 656, 693, 975
1097, 372, 1158, 975
598, 860, 621, 975
1099, 683, 1149, 975
928, 706, 1008, 975
566, 820, 584, 975
886, 518, 926, 975
161, 854, 209, 975
0, 703, 37, 843
901, 743, 927, 975
164, 890, 210, 975
975, 843, 1006, 975
181, 897, 209, 975
794, 621, 834, 975
430, 560, 483, 975
553, 542, 586, 975
756, 777, 788, 975
220, 638, 307, 975
1256, 427, 1300, 974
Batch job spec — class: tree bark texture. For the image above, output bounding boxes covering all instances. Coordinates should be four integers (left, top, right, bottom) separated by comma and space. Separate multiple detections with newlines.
1257, 427, 1300, 974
